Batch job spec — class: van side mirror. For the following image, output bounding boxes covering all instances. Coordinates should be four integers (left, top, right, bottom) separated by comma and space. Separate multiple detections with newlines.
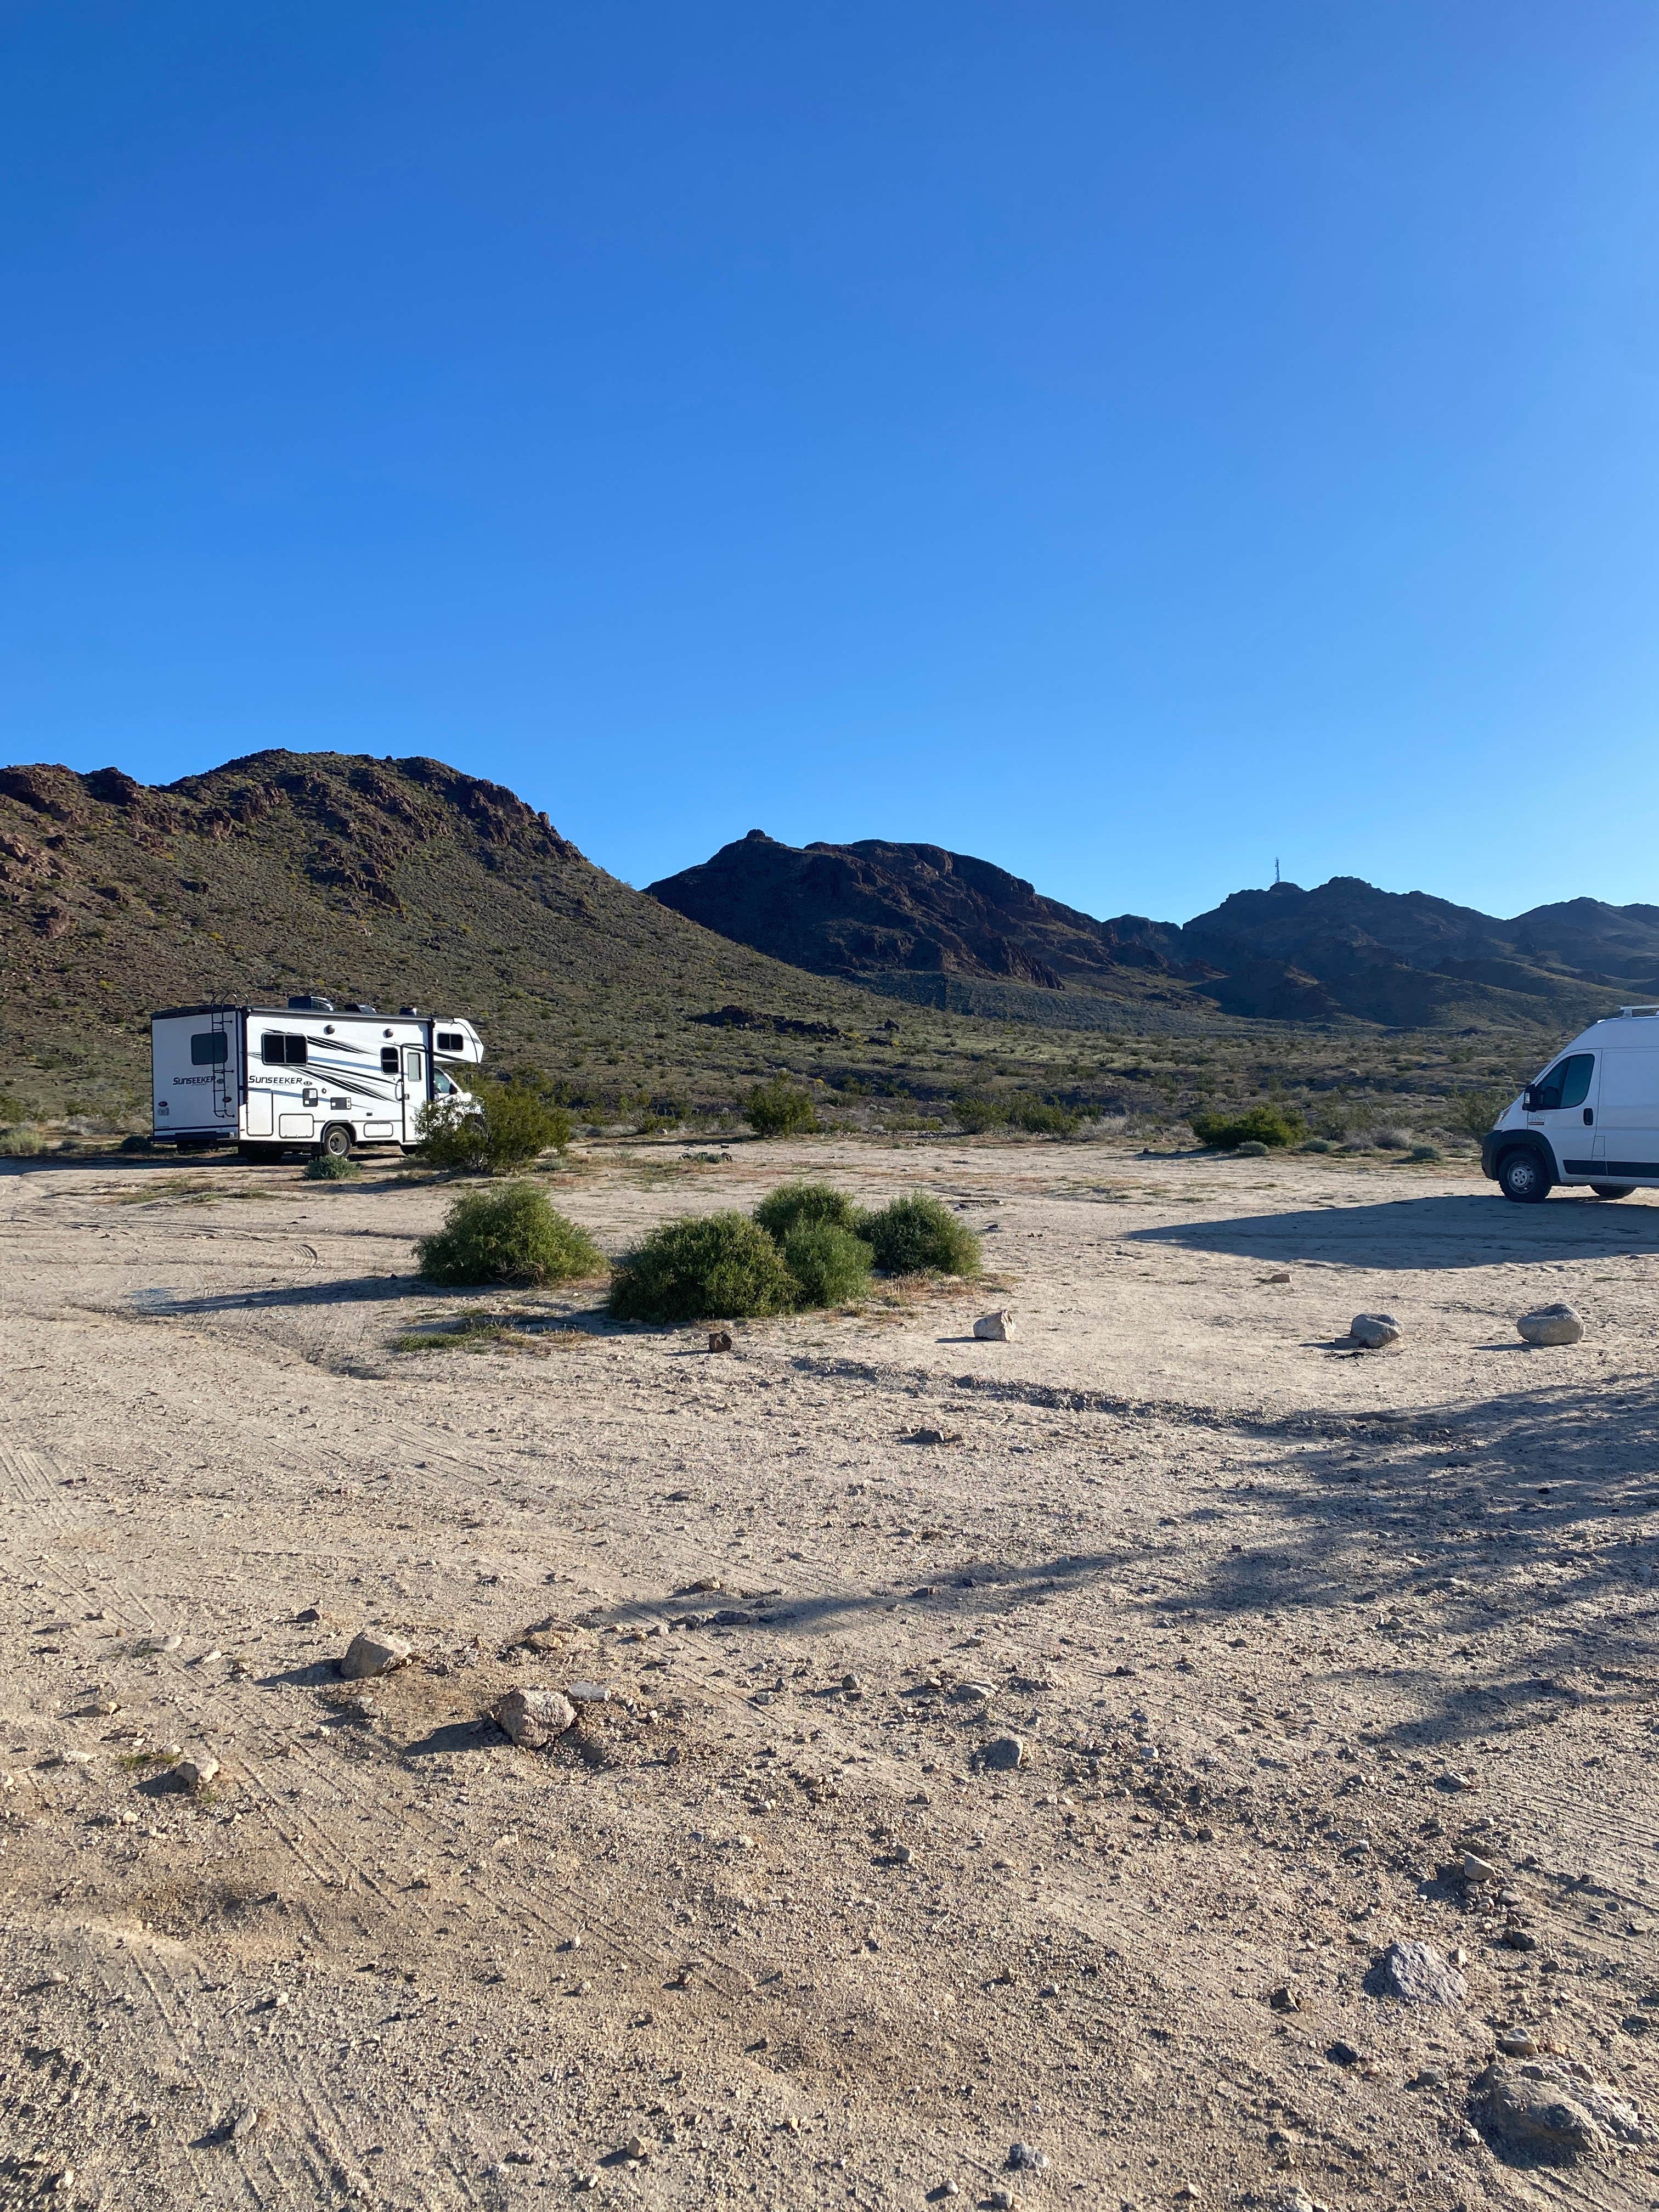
1521, 1085, 1538, 1110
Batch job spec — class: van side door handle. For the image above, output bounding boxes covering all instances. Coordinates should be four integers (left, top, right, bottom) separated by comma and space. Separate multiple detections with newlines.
1583, 1107, 1594, 1125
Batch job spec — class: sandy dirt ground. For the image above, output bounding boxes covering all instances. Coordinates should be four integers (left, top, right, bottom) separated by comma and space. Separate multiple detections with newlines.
3, 1136, 1659, 2212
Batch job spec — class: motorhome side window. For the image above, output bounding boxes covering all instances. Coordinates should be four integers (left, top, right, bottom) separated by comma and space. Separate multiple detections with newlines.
260, 1031, 308, 1066
437, 1030, 464, 1053
189, 1032, 228, 1065
380, 1047, 399, 1073
1532, 1053, 1594, 1111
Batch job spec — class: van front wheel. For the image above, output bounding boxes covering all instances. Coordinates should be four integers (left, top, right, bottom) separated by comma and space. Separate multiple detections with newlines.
318, 1124, 354, 1161
1590, 1183, 1636, 1200
1498, 1149, 1551, 1204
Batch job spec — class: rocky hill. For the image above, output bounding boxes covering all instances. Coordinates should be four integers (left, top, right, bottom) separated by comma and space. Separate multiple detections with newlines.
0, 753, 929, 1126
649, 834, 1657, 1030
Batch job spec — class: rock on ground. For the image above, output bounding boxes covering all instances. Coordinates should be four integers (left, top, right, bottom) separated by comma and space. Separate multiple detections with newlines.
1364, 1938, 1465, 2006
1517, 1302, 1584, 1347
981, 1734, 1025, 1772
493, 1686, 578, 1747
1471, 2056, 1649, 2164
1349, 1312, 1402, 1350
340, 1630, 412, 1680
973, 1310, 1017, 1341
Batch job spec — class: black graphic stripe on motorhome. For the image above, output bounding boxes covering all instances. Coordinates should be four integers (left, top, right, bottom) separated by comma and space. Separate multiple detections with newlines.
253, 1075, 399, 1103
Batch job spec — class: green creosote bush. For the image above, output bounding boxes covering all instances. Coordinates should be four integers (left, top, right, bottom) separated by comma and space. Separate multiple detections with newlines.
416, 1182, 603, 1288
1448, 1087, 1510, 1141
744, 1079, 820, 1138
952, 1094, 1007, 1134
1008, 1097, 1081, 1137
304, 1152, 361, 1181
857, 1193, 981, 1278
1190, 1103, 1306, 1152
608, 1210, 798, 1323
417, 1080, 574, 1175
953, 1093, 1081, 1137
780, 1222, 873, 1306
752, 1180, 862, 1242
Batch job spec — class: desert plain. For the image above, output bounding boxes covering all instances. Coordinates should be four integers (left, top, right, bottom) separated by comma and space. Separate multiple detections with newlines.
3, 1136, 1658, 2212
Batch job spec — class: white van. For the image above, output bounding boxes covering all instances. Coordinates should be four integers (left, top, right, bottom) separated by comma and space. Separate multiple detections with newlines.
1482, 1006, 1659, 1203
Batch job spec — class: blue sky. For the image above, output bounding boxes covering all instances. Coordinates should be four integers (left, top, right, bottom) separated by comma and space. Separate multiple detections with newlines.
4, 3, 1657, 924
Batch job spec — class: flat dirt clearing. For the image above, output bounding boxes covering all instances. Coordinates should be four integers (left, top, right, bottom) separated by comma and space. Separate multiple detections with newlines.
4, 1138, 1658, 2211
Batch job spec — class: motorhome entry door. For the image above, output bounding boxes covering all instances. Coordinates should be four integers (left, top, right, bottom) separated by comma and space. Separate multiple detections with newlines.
402, 1047, 425, 1142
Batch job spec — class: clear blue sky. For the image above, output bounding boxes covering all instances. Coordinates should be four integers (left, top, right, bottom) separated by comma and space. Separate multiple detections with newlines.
4, 3, 1657, 924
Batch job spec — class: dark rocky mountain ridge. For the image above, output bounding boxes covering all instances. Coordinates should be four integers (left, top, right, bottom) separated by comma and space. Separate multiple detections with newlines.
0, 752, 912, 1122
649, 833, 1659, 1030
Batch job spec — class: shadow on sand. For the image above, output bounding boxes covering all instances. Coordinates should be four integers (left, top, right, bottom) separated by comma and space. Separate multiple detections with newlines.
1128, 1188, 1659, 1271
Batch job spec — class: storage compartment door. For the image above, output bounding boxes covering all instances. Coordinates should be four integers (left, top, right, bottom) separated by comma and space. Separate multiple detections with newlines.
246, 1090, 274, 1137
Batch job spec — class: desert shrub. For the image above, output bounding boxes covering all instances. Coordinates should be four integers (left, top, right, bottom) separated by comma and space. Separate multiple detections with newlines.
753, 1180, 861, 1242
1448, 1087, 1508, 1140
859, 1193, 981, 1277
119, 1133, 156, 1154
1300, 1137, 1335, 1154
304, 1152, 360, 1181
1190, 1104, 1306, 1151
1373, 1125, 1412, 1150
0, 1128, 44, 1157
417, 1081, 574, 1175
952, 1094, 1008, 1134
1408, 1143, 1441, 1161
416, 1183, 602, 1287
782, 1222, 873, 1306
1235, 1139, 1270, 1157
744, 1079, 820, 1138
610, 1210, 798, 1323
1008, 1097, 1081, 1137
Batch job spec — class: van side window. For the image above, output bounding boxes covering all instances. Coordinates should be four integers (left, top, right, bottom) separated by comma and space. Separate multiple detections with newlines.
261, 1031, 307, 1066
189, 1032, 228, 1065
380, 1046, 399, 1073
1533, 1053, 1594, 1111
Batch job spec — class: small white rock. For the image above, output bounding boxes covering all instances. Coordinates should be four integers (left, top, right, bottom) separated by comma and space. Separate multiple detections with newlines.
176, 1756, 219, 1792
1349, 1312, 1402, 1350
492, 1688, 578, 1747
1517, 1302, 1583, 1347
973, 1310, 1017, 1342
339, 1630, 411, 1680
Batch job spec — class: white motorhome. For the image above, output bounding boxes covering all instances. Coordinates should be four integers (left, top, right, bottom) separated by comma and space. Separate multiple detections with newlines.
151, 998, 484, 1159
1482, 1005, 1659, 1203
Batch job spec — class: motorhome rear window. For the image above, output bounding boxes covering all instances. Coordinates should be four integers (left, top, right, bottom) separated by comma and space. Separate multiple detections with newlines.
189, 1032, 228, 1065
261, 1031, 308, 1066
437, 1030, 464, 1053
